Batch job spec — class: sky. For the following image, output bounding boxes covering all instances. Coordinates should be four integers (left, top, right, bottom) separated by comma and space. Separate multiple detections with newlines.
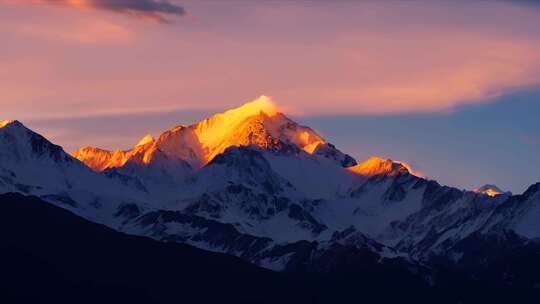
0, 0, 539, 193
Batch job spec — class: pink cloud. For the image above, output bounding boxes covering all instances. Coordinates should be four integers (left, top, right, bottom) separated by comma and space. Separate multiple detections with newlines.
2, 0, 185, 23
283, 32, 540, 115
0, 1, 539, 119
18, 19, 135, 44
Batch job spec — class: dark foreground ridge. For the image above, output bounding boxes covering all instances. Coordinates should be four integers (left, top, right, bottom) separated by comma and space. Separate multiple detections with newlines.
0, 193, 426, 304
0, 193, 299, 304
1, 193, 539, 303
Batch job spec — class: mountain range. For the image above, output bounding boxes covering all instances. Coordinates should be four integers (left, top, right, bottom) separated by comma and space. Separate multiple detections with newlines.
1, 96, 540, 300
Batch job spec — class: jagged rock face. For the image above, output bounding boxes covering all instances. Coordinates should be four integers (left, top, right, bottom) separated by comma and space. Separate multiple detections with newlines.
312, 143, 357, 167
205, 147, 291, 194
183, 147, 295, 222
391, 190, 498, 260
482, 183, 540, 238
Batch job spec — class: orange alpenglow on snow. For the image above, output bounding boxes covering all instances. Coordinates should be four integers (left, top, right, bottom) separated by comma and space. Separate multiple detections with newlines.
71, 147, 126, 171
300, 131, 326, 154
194, 95, 329, 162
473, 185, 507, 197
0, 120, 18, 128
482, 189, 501, 197
193, 95, 281, 162
348, 157, 415, 177
135, 134, 155, 147
71, 133, 155, 171
72, 96, 332, 171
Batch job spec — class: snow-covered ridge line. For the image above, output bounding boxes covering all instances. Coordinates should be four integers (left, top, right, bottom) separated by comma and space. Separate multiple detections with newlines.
0, 119, 19, 128
72, 96, 356, 173
1, 96, 539, 273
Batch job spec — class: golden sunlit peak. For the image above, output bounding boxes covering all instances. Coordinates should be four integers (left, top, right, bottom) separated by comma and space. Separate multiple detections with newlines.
473, 184, 507, 197
191, 95, 283, 163
135, 134, 155, 147
348, 156, 413, 177
0, 119, 20, 128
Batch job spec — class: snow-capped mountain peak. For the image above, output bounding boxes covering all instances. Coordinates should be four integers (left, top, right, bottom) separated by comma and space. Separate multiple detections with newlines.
193, 95, 283, 162
73, 96, 356, 173
473, 184, 510, 197
190, 96, 357, 167
0, 119, 21, 128
136, 134, 155, 147
71, 147, 120, 171
0, 119, 73, 164
348, 156, 412, 176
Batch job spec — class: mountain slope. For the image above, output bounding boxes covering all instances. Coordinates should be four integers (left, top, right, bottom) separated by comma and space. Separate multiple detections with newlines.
0, 119, 152, 224
0, 193, 306, 304
3, 193, 538, 303
0, 119, 83, 190
0, 193, 442, 304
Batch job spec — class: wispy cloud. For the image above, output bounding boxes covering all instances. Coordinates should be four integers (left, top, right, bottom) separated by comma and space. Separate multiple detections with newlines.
18, 19, 135, 44
1, 1, 540, 118
5, 0, 185, 23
